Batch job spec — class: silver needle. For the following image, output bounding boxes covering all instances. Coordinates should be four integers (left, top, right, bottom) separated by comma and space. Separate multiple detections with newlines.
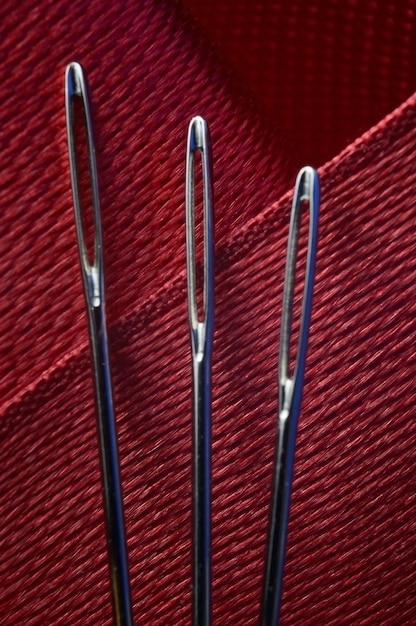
261, 166, 320, 626
65, 62, 133, 626
186, 116, 214, 626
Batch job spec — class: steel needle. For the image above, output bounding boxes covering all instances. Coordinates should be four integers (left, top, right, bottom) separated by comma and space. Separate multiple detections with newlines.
65, 62, 133, 626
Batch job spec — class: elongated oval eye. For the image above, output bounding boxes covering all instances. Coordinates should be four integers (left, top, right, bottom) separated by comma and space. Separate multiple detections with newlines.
186, 115, 214, 345
65, 61, 102, 299
278, 166, 319, 414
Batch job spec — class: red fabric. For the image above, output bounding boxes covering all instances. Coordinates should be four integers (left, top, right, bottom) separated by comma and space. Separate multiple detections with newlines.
184, 0, 416, 168
0, 0, 416, 624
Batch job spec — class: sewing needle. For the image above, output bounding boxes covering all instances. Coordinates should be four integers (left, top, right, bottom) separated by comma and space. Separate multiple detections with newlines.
186, 116, 215, 626
261, 166, 320, 626
65, 62, 133, 626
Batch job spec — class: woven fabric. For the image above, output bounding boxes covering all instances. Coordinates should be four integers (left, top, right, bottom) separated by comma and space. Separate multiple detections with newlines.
1, 0, 416, 624
184, 0, 416, 168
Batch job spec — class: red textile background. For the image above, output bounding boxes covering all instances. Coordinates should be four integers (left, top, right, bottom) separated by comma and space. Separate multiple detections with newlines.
0, 0, 415, 624
184, 0, 416, 168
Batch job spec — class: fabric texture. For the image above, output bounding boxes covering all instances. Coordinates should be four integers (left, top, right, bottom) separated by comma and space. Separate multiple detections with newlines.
0, 0, 415, 624
184, 0, 416, 168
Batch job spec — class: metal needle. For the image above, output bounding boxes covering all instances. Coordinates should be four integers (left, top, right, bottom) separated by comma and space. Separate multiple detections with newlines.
186, 116, 214, 626
261, 166, 319, 626
65, 62, 133, 626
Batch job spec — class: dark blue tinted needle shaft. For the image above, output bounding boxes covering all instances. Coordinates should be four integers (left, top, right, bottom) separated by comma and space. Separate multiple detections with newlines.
186, 116, 214, 626
261, 166, 320, 626
65, 62, 133, 626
